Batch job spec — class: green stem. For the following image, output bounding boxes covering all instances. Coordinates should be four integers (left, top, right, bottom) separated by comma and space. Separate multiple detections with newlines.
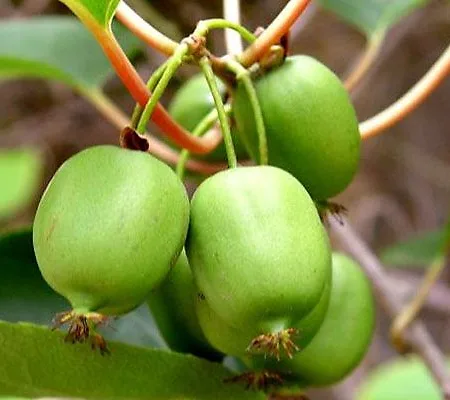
176, 104, 232, 179
199, 56, 237, 169
391, 219, 450, 353
136, 43, 189, 135
131, 61, 169, 129
193, 18, 256, 43
225, 58, 268, 165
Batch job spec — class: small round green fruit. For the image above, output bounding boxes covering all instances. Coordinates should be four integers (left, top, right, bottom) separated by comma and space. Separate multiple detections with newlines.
33, 145, 190, 346
195, 276, 331, 358
233, 55, 360, 200
186, 165, 331, 357
356, 357, 449, 400
253, 252, 375, 386
147, 250, 223, 361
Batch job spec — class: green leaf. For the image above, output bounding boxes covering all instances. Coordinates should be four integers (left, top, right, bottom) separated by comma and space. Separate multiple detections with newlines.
0, 321, 264, 399
380, 225, 449, 267
0, 228, 65, 325
0, 16, 140, 89
0, 229, 164, 347
356, 356, 449, 400
60, 0, 120, 28
0, 149, 41, 220
318, 0, 429, 38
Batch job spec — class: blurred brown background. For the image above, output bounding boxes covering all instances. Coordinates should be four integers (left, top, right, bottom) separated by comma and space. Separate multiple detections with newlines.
0, 1, 449, 399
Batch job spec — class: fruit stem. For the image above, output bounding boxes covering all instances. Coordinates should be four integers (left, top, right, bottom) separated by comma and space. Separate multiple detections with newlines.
100, 29, 222, 154
176, 104, 232, 179
237, 0, 311, 67
344, 33, 384, 92
115, 1, 178, 56
223, 0, 244, 55
194, 19, 256, 44
130, 60, 169, 129
225, 58, 268, 165
360, 44, 450, 139
62, 3, 223, 154
390, 219, 450, 353
79, 87, 227, 174
199, 56, 238, 169
136, 43, 189, 135
134, 18, 254, 142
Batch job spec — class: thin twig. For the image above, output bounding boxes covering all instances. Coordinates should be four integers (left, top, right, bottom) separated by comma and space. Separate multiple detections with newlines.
238, 0, 311, 67
360, 44, 450, 140
391, 224, 450, 352
329, 218, 450, 400
223, 0, 244, 55
391, 252, 448, 353
390, 273, 450, 315
115, 1, 177, 56
344, 36, 384, 91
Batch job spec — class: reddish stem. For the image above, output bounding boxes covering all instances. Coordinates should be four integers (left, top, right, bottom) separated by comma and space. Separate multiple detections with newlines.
115, 2, 177, 56
238, 0, 311, 67
360, 45, 450, 139
95, 29, 221, 154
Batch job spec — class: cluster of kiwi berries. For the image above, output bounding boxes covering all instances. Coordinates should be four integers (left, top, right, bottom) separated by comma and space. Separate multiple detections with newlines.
33, 54, 375, 390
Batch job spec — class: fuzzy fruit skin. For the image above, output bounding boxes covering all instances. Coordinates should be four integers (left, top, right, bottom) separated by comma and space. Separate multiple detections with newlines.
147, 250, 223, 361
233, 55, 360, 200
186, 166, 332, 334
169, 73, 246, 162
195, 277, 331, 358
33, 145, 190, 316
250, 253, 375, 386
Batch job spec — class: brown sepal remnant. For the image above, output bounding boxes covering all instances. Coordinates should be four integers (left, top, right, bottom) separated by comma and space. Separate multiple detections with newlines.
119, 126, 150, 152
279, 32, 290, 59
247, 328, 300, 360
182, 34, 207, 58
224, 371, 284, 391
52, 311, 111, 355
316, 200, 348, 225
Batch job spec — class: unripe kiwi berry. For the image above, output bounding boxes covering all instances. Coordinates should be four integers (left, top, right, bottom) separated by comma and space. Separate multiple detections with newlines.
356, 357, 449, 400
186, 165, 331, 358
33, 145, 190, 349
195, 276, 331, 358
249, 252, 375, 387
147, 249, 223, 361
233, 55, 361, 200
